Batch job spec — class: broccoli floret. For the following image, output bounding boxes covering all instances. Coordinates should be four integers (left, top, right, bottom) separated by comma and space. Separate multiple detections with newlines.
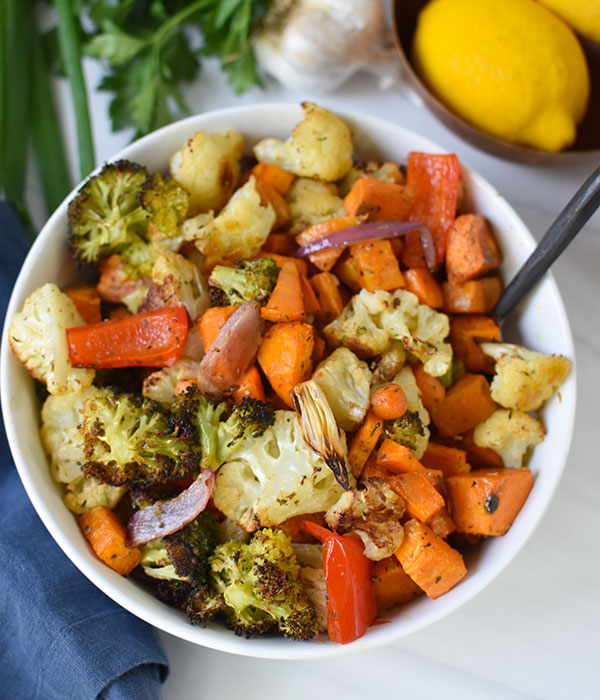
172, 389, 275, 471
68, 160, 149, 264
385, 410, 425, 452
139, 172, 190, 243
189, 528, 318, 640
141, 511, 219, 589
80, 387, 198, 488
208, 257, 280, 307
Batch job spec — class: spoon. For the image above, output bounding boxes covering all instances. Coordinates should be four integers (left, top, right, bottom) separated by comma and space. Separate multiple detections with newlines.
493, 165, 600, 324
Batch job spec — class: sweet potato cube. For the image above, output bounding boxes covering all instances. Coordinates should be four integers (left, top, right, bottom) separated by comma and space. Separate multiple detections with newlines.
395, 519, 467, 599
421, 443, 470, 477
372, 556, 423, 612
442, 277, 502, 314
431, 373, 497, 437
343, 178, 412, 221
426, 506, 456, 539
445, 467, 533, 536
388, 472, 445, 523
348, 409, 384, 478
446, 214, 502, 284
350, 239, 405, 293
450, 315, 501, 374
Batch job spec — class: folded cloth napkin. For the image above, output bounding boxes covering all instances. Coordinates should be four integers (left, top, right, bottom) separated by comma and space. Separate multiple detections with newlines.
0, 202, 169, 700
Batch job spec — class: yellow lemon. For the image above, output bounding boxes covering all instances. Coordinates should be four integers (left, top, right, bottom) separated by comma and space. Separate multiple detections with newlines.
537, 0, 600, 44
412, 0, 590, 152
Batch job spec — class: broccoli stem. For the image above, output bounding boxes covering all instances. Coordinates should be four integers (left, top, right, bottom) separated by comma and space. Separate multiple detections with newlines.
31, 23, 72, 214
55, 0, 95, 179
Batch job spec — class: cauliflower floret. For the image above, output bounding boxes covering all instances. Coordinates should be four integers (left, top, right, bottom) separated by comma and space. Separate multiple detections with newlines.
254, 102, 353, 182
142, 358, 201, 407
480, 342, 571, 412
170, 128, 243, 214
9, 283, 95, 395
390, 365, 431, 459
40, 386, 125, 514
380, 290, 452, 376
473, 409, 545, 467
149, 251, 209, 321
41, 386, 103, 483
325, 479, 406, 561
213, 411, 350, 531
324, 289, 452, 376
300, 567, 328, 632
311, 348, 372, 430
63, 476, 125, 515
324, 289, 392, 357
286, 178, 346, 234
183, 177, 275, 265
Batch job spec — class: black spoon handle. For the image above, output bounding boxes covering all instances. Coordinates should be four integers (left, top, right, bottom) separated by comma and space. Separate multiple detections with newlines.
494, 165, 600, 324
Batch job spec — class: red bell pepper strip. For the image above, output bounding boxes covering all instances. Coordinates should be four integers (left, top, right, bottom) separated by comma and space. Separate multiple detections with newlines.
303, 520, 377, 644
66, 306, 188, 369
406, 153, 461, 266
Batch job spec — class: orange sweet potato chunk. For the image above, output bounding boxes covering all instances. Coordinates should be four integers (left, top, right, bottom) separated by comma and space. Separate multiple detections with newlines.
372, 556, 423, 612
445, 467, 533, 536
445, 214, 502, 284
395, 519, 467, 599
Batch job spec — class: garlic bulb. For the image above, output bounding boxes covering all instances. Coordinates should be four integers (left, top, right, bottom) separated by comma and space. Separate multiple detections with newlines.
254, 0, 400, 93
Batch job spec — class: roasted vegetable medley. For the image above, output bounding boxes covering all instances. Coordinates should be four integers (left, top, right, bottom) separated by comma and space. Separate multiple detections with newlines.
8, 103, 571, 644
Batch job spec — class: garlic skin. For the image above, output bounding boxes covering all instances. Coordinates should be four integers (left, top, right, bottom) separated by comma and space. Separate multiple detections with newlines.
254, 0, 400, 93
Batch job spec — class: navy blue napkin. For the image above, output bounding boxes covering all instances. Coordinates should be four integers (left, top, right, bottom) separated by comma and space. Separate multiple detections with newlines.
0, 203, 169, 700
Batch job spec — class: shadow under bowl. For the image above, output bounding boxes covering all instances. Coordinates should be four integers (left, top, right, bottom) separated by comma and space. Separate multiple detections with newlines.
393, 0, 600, 165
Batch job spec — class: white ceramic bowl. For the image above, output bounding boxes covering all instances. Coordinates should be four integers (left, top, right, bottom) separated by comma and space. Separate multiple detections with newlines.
1, 103, 576, 659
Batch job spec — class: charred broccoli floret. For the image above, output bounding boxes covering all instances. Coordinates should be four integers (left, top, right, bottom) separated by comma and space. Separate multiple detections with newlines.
208, 257, 280, 307
385, 410, 425, 451
141, 511, 219, 593
80, 387, 198, 488
139, 173, 190, 242
189, 528, 318, 640
68, 160, 149, 264
173, 389, 275, 470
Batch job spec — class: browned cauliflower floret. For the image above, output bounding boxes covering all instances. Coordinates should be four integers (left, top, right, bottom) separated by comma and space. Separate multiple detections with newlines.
324, 288, 452, 377
142, 358, 201, 408
286, 178, 346, 234
325, 479, 406, 561
473, 409, 545, 467
182, 177, 275, 265
254, 102, 353, 182
146, 252, 209, 321
40, 387, 125, 514
481, 342, 571, 411
9, 283, 95, 395
170, 129, 243, 214
311, 348, 372, 431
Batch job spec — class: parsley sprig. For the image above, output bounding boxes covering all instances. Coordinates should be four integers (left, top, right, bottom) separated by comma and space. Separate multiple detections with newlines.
0, 0, 267, 228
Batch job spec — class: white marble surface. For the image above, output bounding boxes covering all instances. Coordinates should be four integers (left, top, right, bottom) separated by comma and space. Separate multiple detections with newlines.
47, 46, 600, 700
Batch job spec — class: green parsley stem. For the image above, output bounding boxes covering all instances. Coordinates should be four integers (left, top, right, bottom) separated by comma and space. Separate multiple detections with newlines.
0, 0, 32, 227
31, 26, 73, 215
55, 0, 95, 179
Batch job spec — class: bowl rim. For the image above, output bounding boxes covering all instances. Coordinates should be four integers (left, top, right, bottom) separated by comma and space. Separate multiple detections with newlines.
1, 102, 577, 659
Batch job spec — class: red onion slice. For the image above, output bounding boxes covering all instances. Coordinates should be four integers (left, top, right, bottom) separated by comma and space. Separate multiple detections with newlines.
197, 300, 263, 400
125, 469, 214, 548
295, 221, 436, 269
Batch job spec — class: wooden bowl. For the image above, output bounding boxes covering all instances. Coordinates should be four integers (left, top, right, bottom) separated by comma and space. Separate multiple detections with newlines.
392, 0, 600, 165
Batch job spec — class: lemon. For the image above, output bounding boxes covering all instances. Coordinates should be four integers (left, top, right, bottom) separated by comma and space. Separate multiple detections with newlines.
537, 0, 600, 44
412, 0, 590, 152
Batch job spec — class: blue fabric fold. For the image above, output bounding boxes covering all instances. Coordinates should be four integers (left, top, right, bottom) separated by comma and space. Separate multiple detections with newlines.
0, 202, 169, 699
